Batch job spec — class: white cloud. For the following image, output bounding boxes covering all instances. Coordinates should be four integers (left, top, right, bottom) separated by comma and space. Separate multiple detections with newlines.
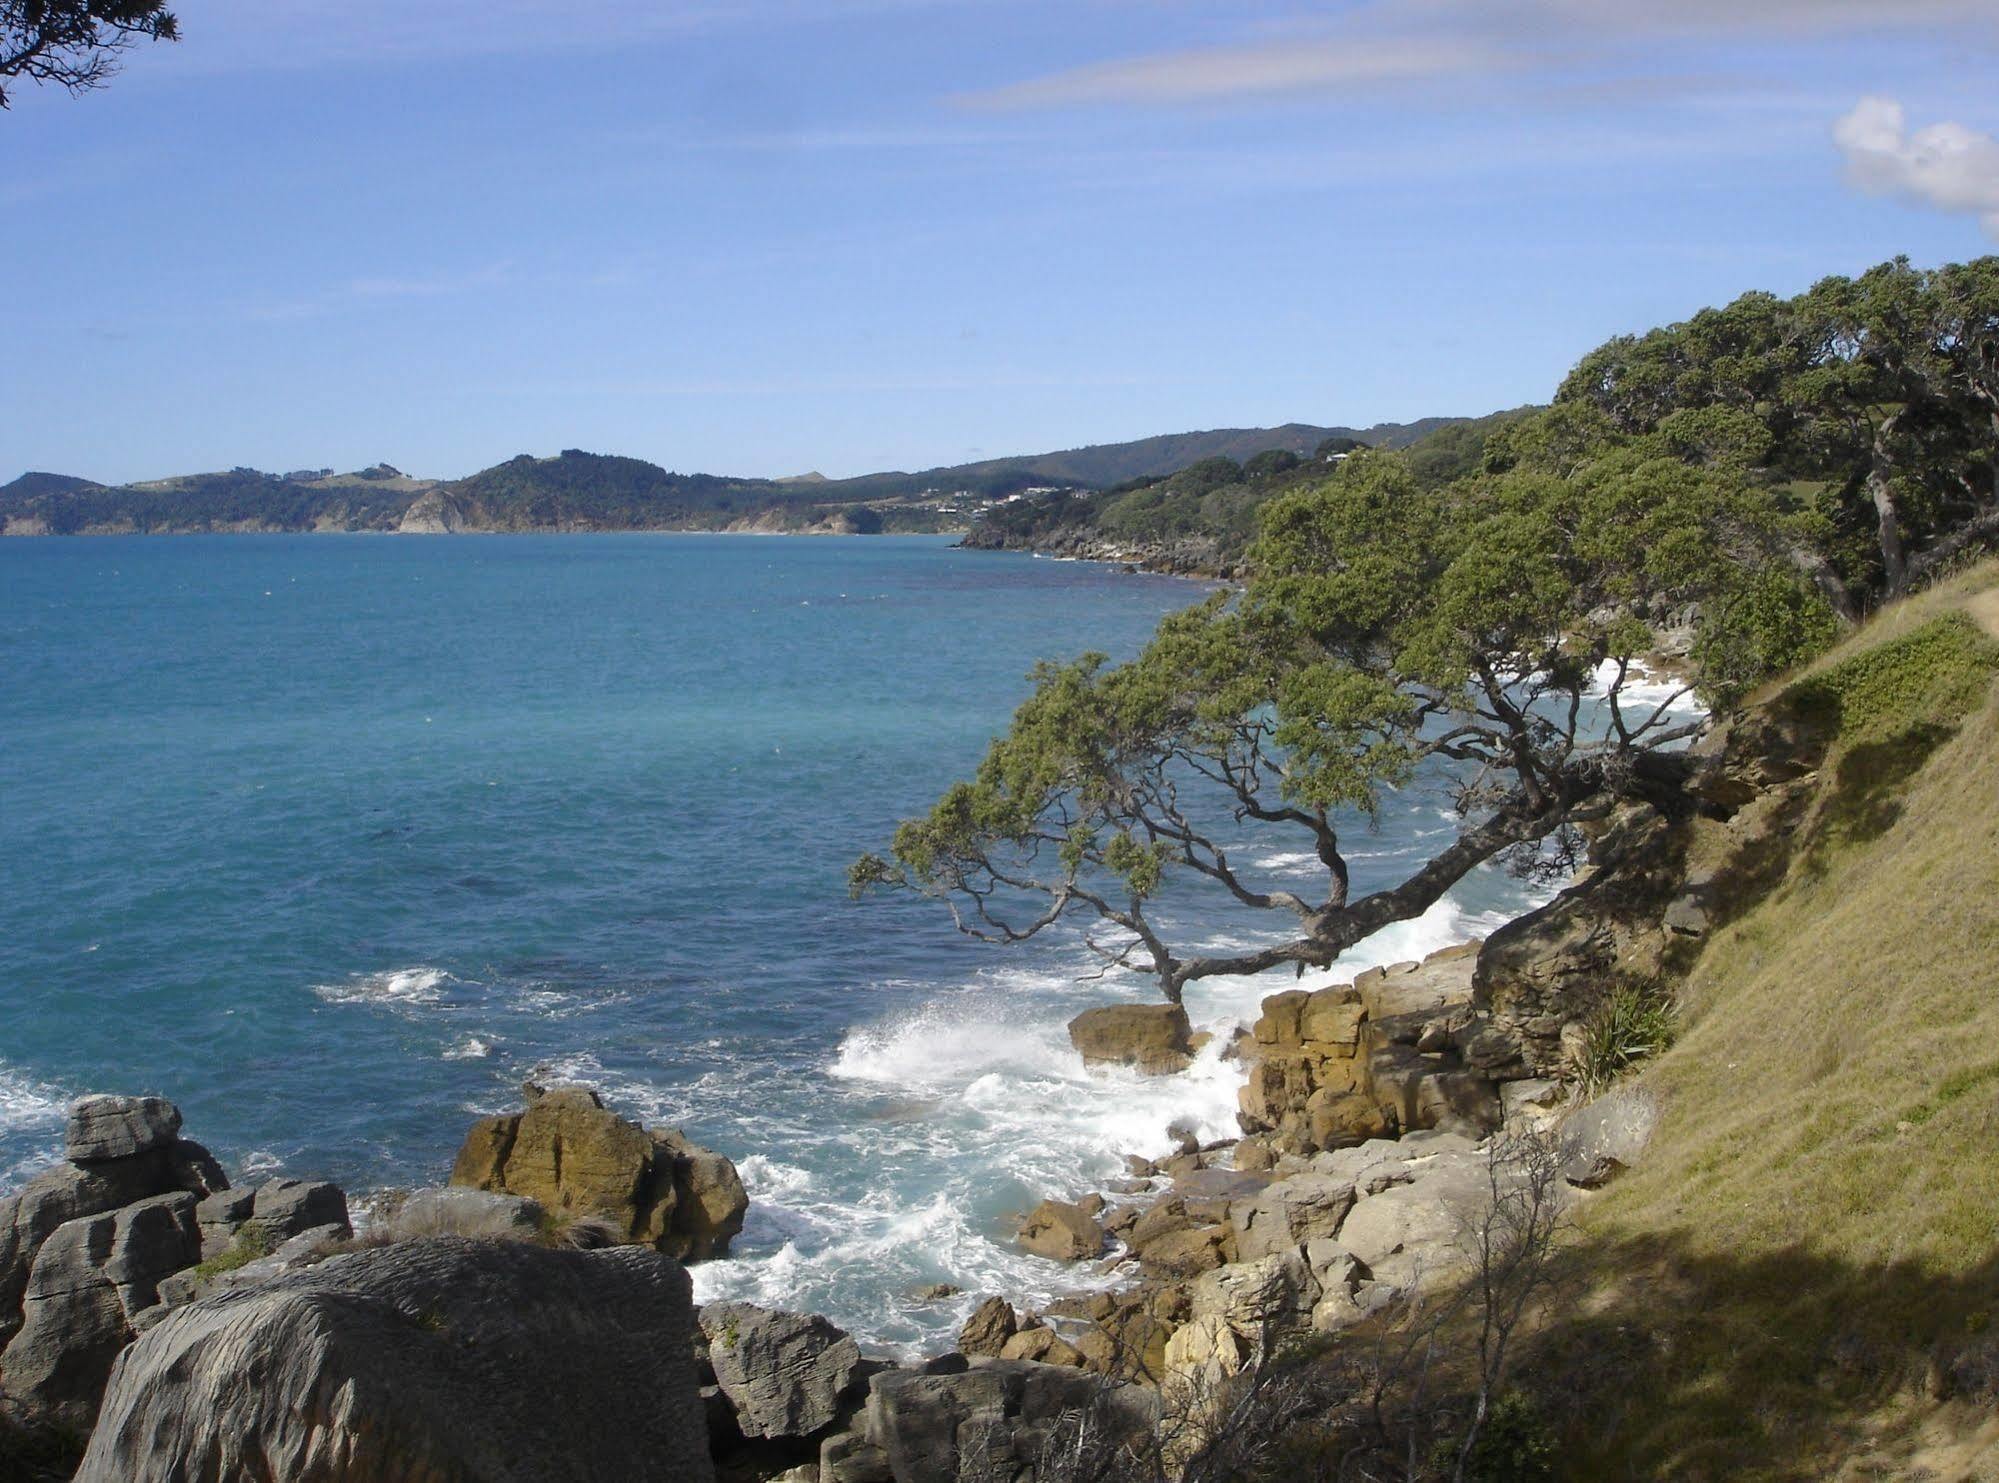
1834, 96, 1999, 239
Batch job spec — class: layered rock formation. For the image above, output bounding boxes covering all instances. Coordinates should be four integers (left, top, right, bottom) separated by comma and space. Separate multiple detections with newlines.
0, 1097, 355, 1437
1234, 943, 1503, 1156
78, 1238, 715, 1483
450, 1084, 747, 1259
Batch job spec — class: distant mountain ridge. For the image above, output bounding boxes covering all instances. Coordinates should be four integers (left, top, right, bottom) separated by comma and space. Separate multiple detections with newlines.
0, 417, 1476, 537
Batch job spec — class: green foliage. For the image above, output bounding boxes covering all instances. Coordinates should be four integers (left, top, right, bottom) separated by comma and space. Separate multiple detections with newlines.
1574, 985, 1675, 1097
191, 1221, 275, 1280
1445, 1393, 1559, 1483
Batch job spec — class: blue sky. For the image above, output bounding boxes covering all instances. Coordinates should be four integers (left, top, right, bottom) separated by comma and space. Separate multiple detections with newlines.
5, 0, 1999, 484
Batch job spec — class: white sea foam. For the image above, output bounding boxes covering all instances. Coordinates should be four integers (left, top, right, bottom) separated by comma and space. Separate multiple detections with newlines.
313, 966, 460, 1008
696, 887, 1516, 1354
0, 1061, 69, 1193
443, 1035, 496, 1061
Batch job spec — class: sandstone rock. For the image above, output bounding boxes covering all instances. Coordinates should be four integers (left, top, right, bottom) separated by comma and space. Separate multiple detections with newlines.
1302, 1239, 1370, 1333
193, 1188, 256, 1262
910, 1283, 961, 1303
1, 1192, 201, 1430
1136, 1224, 1229, 1278
652, 1127, 750, 1260
1067, 1003, 1195, 1075
1187, 1248, 1319, 1347
65, 1096, 181, 1165
1230, 1173, 1357, 1262
700, 1301, 866, 1441
449, 1087, 747, 1259
998, 1324, 1084, 1367
958, 1295, 1019, 1357
1017, 1199, 1104, 1262
77, 1238, 715, 1483
1365, 1044, 1502, 1137
1335, 1147, 1489, 1289
1299, 985, 1367, 1050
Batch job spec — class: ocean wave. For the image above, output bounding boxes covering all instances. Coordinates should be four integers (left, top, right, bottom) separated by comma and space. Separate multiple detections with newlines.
442, 1034, 496, 1061
0, 1061, 69, 1193
313, 966, 463, 1008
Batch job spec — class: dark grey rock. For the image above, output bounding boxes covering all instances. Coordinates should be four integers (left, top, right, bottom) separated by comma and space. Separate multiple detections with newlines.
163, 1139, 230, 1199
865, 1359, 1159, 1483
0, 1193, 200, 1430
248, 1178, 350, 1244
65, 1096, 182, 1165
0, 1157, 179, 1344
699, 1300, 865, 1440
76, 1237, 716, 1483
194, 1187, 256, 1262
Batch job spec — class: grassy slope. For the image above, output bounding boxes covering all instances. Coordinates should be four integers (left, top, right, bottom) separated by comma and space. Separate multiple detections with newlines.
1543, 561, 1999, 1480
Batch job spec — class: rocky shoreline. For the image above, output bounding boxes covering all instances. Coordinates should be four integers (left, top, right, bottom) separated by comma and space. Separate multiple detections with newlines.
0, 702, 1801, 1480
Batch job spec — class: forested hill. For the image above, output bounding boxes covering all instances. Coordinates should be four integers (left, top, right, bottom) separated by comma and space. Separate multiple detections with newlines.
0, 420, 1470, 537
960, 409, 1536, 574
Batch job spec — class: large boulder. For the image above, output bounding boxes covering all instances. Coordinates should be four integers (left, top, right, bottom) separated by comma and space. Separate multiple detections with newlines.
450, 1087, 746, 1259
864, 1360, 1158, 1483
0, 1159, 180, 1344
65, 1096, 181, 1165
699, 1301, 867, 1441
76, 1237, 715, 1483
0, 1193, 201, 1430
957, 1296, 1019, 1358
1067, 1004, 1195, 1075
1229, 1172, 1357, 1262
1016, 1199, 1104, 1263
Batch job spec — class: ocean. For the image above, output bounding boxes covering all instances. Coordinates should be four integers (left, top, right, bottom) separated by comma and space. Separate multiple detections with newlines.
0, 534, 1550, 1352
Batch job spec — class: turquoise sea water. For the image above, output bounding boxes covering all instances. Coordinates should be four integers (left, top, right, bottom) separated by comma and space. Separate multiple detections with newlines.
0, 534, 1544, 1350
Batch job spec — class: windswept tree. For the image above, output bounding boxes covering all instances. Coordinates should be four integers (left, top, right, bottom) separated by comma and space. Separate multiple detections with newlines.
1, 0, 176, 109
854, 449, 1831, 1005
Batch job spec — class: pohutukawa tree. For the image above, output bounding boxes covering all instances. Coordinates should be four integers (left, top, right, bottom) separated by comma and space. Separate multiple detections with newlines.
853, 450, 1834, 1005
0, 0, 177, 109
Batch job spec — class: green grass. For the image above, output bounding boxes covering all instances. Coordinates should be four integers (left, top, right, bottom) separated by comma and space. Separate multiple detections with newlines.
189, 1222, 274, 1280
1531, 563, 1999, 1479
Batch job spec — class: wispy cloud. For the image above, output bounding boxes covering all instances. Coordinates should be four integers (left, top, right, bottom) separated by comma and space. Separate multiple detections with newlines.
960, 0, 1999, 111
1834, 96, 1999, 239
965, 35, 1512, 110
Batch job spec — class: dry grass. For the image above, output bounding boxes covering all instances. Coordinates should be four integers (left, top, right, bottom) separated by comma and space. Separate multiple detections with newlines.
1531, 561, 1999, 1479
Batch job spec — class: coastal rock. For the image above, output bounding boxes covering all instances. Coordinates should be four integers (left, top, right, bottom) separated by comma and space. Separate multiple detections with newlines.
998, 1324, 1085, 1367
64, 1096, 181, 1165
864, 1360, 1159, 1483
1017, 1199, 1105, 1262
958, 1295, 1019, 1357
0, 1158, 181, 1342
652, 1128, 750, 1260
163, 1139, 230, 1199
391, 1186, 546, 1241
193, 1188, 257, 1261
821, 1429, 895, 1483
1187, 1248, 1319, 1349
699, 1301, 866, 1441
1229, 1172, 1357, 1262
1067, 1003, 1195, 1075
1136, 1224, 1231, 1278
77, 1237, 715, 1483
247, 1178, 351, 1246
0, 1193, 202, 1430
449, 1087, 747, 1259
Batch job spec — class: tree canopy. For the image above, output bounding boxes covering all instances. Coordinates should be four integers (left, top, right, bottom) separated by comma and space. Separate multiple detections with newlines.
0, 0, 176, 108
857, 255, 1999, 1004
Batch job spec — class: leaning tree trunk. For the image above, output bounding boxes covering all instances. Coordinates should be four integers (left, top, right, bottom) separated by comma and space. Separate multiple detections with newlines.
1869, 412, 1909, 597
